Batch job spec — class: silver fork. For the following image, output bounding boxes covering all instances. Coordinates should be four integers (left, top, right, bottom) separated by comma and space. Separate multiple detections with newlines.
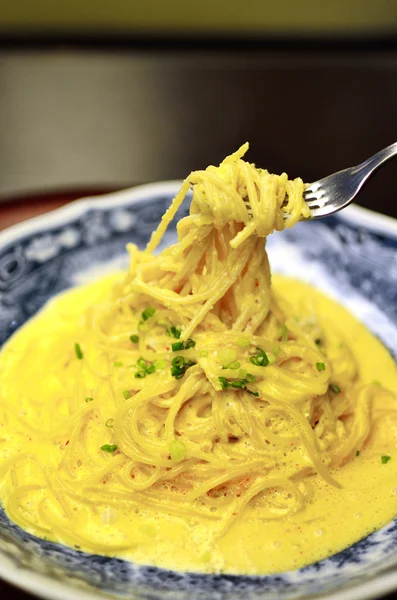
304, 142, 397, 219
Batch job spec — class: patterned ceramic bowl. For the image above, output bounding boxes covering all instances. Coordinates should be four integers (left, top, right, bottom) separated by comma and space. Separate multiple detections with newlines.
0, 183, 396, 600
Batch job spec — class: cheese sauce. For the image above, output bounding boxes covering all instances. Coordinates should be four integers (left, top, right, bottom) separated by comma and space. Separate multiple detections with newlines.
0, 274, 396, 574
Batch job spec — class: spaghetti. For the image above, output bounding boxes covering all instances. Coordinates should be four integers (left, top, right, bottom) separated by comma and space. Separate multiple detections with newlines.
0, 143, 395, 570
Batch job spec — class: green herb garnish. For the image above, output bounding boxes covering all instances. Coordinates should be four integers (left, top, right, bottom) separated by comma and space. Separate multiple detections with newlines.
246, 389, 260, 397
130, 334, 139, 344
381, 455, 391, 464
154, 359, 166, 370
169, 440, 186, 462
250, 347, 269, 367
218, 374, 258, 396
218, 376, 229, 390
122, 389, 132, 399
172, 341, 184, 352
171, 338, 196, 352
279, 324, 289, 342
330, 384, 341, 394
230, 380, 245, 389
356, 450, 360, 457
223, 361, 240, 370
113, 361, 123, 368
105, 418, 114, 428
134, 357, 156, 377
85, 397, 94, 403
171, 359, 195, 379
101, 444, 117, 453
316, 362, 326, 371
172, 356, 185, 368
75, 343, 83, 360
167, 326, 181, 339
142, 307, 156, 321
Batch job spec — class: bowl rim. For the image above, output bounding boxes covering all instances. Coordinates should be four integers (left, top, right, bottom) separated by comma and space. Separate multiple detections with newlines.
0, 181, 396, 600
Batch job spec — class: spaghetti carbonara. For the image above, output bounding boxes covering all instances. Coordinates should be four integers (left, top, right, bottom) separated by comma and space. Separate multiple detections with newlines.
0, 144, 396, 574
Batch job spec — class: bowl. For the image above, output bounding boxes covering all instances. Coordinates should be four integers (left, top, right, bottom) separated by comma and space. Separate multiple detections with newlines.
0, 182, 397, 600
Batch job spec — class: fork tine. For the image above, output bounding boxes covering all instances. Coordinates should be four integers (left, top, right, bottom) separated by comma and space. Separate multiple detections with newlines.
303, 191, 320, 201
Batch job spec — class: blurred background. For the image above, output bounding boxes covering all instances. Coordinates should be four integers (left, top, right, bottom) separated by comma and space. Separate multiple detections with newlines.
0, 0, 396, 225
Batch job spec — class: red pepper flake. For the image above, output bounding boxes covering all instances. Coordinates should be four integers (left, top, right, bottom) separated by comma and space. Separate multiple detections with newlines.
232, 512, 238, 516
65, 440, 70, 446
255, 280, 259, 287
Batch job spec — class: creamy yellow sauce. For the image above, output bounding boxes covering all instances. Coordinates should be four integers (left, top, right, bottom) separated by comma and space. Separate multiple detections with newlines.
0, 273, 396, 574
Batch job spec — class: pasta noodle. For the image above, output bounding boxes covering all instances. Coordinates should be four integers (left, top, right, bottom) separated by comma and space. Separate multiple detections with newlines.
0, 143, 396, 572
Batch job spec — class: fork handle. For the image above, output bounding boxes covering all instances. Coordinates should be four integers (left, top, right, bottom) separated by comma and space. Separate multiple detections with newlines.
354, 141, 397, 175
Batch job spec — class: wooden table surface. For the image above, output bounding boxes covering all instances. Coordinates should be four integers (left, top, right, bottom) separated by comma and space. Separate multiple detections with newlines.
1, 191, 397, 600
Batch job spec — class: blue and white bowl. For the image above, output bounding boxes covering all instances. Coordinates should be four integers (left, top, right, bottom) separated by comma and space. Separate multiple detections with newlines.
0, 183, 397, 600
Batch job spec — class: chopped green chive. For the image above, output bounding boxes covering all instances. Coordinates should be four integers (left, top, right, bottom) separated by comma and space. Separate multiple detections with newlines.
133, 357, 156, 376
316, 362, 326, 371
273, 345, 280, 357
167, 326, 181, 339
356, 450, 360, 457
172, 356, 185, 368
236, 338, 250, 348
279, 324, 289, 342
105, 418, 114, 428
122, 389, 132, 399
200, 350, 208, 358
218, 376, 229, 390
154, 359, 166, 370
330, 384, 341, 394
169, 440, 186, 462
246, 389, 260, 397
113, 361, 123, 368
171, 359, 195, 379
130, 334, 139, 344
250, 347, 269, 367
230, 380, 245, 389
218, 374, 257, 396
171, 369, 184, 379
85, 397, 94, 403
142, 307, 156, 321
172, 341, 184, 352
223, 361, 240, 370
75, 343, 83, 360
171, 338, 196, 352
101, 444, 117, 453
315, 338, 322, 346
381, 455, 391, 464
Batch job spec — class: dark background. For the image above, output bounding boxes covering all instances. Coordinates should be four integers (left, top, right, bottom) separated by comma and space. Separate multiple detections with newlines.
1, 4, 397, 597
0, 37, 397, 217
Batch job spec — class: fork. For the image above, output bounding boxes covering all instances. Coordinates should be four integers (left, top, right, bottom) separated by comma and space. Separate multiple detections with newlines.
304, 142, 397, 219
